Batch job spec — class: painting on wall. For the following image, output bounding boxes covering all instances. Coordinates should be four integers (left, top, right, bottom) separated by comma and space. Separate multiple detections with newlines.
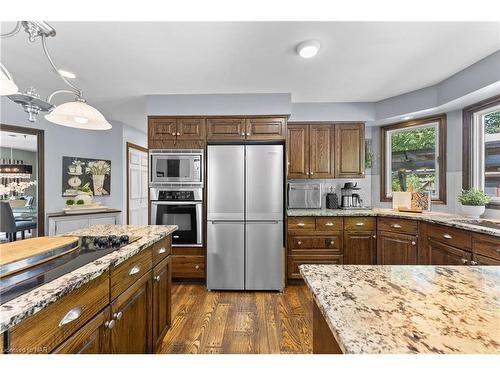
62, 156, 111, 197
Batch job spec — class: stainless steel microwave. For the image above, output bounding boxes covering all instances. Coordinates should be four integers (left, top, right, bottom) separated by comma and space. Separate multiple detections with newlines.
149, 149, 203, 186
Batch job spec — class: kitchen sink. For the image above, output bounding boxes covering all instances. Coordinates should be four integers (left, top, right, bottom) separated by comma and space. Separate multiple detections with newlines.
451, 218, 500, 230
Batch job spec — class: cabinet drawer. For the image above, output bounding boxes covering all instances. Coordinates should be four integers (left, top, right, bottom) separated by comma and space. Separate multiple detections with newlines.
344, 217, 375, 231
472, 233, 500, 261
377, 218, 417, 235
315, 217, 343, 232
287, 217, 316, 232
473, 253, 500, 265
152, 235, 172, 266
172, 255, 205, 278
287, 255, 343, 279
111, 249, 152, 300
10, 273, 109, 354
428, 224, 472, 250
289, 235, 342, 254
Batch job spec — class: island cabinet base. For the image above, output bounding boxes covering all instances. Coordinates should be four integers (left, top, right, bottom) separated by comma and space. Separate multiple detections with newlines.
313, 300, 343, 354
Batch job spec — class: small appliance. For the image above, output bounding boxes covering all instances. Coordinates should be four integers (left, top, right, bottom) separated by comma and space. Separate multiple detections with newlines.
326, 187, 339, 209
288, 182, 321, 209
149, 149, 203, 186
341, 182, 361, 209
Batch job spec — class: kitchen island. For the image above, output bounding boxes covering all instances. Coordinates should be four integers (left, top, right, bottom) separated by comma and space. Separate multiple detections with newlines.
1, 224, 177, 354
300, 264, 500, 354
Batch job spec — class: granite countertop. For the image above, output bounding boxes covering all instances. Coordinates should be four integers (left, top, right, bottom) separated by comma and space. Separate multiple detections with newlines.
0, 224, 177, 334
300, 264, 500, 354
287, 208, 500, 237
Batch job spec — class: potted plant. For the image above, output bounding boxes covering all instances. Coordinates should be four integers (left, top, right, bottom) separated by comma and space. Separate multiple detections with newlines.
457, 188, 491, 218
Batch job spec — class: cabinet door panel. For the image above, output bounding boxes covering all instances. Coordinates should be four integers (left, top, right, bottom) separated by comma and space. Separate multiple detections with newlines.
288, 255, 343, 279
334, 123, 365, 178
177, 118, 206, 140
246, 117, 286, 140
148, 118, 177, 141
344, 231, 376, 265
310, 124, 334, 178
152, 257, 171, 352
428, 239, 472, 265
377, 231, 418, 265
110, 272, 152, 354
52, 308, 111, 354
287, 124, 309, 179
207, 118, 246, 140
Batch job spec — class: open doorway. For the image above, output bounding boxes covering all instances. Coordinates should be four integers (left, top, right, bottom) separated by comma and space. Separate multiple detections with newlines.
0, 124, 44, 242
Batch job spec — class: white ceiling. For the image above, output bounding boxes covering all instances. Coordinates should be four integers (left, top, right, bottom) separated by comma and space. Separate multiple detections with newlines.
1, 21, 499, 129
0, 131, 37, 152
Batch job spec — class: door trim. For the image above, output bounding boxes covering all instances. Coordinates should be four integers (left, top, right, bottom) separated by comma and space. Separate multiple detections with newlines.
0, 123, 45, 236
126, 142, 148, 225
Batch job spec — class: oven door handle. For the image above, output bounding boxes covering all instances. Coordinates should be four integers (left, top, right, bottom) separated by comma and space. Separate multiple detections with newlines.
150, 201, 202, 205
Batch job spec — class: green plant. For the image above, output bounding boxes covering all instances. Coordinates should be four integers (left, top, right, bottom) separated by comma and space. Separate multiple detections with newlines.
76, 199, 85, 205
79, 182, 92, 193
457, 188, 491, 206
66, 199, 75, 205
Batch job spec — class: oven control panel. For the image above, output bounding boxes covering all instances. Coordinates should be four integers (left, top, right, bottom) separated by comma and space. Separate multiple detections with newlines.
158, 190, 195, 201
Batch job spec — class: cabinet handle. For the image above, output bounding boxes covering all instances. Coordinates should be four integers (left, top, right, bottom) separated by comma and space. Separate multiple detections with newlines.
356, 222, 365, 226
296, 223, 305, 227
154, 275, 161, 282
171, 132, 176, 136
372, 235, 376, 239
411, 241, 416, 245
443, 234, 452, 239
173, 235, 180, 239
129, 265, 141, 275
241, 132, 245, 136
59, 307, 82, 327
113, 311, 123, 321
195, 265, 200, 270
461, 258, 468, 264
105, 320, 115, 329
158, 247, 166, 254
325, 222, 334, 227
391, 224, 402, 229
246, 132, 250, 136
297, 241, 302, 245
177, 132, 180, 136
470, 261, 478, 266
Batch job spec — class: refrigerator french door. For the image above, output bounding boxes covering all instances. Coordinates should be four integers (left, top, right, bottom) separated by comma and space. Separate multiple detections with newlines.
207, 144, 284, 291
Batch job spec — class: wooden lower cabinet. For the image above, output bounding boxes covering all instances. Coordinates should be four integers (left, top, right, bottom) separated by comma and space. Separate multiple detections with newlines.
152, 257, 172, 352
377, 231, 418, 265
52, 308, 111, 354
427, 239, 472, 265
110, 272, 152, 354
288, 255, 343, 279
344, 231, 376, 265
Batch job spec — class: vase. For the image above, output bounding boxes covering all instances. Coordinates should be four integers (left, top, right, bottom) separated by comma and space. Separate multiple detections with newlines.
459, 204, 485, 219
92, 174, 105, 196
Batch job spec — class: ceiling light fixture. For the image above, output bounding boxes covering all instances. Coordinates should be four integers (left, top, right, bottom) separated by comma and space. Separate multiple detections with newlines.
296, 40, 321, 59
0, 21, 111, 130
0, 62, 18, 95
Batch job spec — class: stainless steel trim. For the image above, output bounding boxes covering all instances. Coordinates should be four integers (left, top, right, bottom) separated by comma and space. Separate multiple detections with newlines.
105, 320, 115, 329
443, 234, 452, 239
59, 307, 82, 327
113, 311, 123, 321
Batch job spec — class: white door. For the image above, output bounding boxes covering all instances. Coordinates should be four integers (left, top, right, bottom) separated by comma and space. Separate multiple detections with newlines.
128, 146, 149, 224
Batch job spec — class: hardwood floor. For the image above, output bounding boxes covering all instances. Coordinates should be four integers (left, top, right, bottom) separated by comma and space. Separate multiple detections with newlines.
158, 283, 313, 354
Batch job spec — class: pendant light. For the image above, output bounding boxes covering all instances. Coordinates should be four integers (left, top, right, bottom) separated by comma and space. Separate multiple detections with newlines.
0, 62, 18, 96
1, 21, 112, 130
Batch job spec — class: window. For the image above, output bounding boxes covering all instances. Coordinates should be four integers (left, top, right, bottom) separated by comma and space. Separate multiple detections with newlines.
463, 95, 500, 205
381, 114, 447, 203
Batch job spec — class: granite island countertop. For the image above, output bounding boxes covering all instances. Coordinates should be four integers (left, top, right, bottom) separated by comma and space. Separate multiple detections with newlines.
0, 224, 177, 334
300, 264, 500, 354
287, 208, 500, 237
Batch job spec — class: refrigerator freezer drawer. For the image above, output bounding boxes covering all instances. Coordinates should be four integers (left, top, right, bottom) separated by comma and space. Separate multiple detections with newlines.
207, 221, 245, 290
245, 221, 284, 291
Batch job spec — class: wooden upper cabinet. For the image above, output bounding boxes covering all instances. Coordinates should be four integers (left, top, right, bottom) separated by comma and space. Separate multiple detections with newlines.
334, 123, 365, 178
149, 118, 177, 140
177, 118, 206, 140
310, 124, 335, 178
207, 118, 246, 140
246, 117, 286, 140
287, 124, 309, 179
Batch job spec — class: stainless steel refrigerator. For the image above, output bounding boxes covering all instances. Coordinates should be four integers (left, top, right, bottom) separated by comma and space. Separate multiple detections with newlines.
207, 144, 284, 291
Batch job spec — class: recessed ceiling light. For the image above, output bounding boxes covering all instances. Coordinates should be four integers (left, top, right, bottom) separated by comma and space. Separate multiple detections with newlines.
58, 69, 76, 79
296, 40, 320, 59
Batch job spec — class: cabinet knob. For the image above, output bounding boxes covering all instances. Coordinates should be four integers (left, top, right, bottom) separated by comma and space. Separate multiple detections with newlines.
246, 132, 250, 136
154, 275, 161, 282
297, 241, 302, 245
470, 261, 478, 266
356, 222, 365, 226
158, 247, 166, 254
195, 265, 200, 270
105, 320, 115, 329
330, 241, 335, 245
241, 132, 245, 136
391, 224, 402, 229
171, 132, 176, 136
372, 235, 376, 239
461, 258, 468, 264
177, 132, 181, 136
113, 311, 123, 321
306, 172, 310, 175
310, 172, 314, 175
411, 241, 416, 245
443, 234, 452, 239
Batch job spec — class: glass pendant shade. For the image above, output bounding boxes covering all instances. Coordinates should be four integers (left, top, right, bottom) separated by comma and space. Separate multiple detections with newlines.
45, 100, 112, 130
1, 68, 18, 96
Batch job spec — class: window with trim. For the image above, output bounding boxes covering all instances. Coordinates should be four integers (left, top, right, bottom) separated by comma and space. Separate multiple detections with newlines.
463, 95, 500, 206
381, 114, 447, 203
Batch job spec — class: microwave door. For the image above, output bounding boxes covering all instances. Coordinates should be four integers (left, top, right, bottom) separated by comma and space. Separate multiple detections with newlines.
153, 156, 193, 182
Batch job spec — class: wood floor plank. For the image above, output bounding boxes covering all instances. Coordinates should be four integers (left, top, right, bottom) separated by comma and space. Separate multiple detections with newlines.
160, 284, 312, 354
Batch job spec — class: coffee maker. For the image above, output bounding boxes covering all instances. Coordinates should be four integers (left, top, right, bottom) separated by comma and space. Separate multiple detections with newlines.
340, 182, 362, 209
